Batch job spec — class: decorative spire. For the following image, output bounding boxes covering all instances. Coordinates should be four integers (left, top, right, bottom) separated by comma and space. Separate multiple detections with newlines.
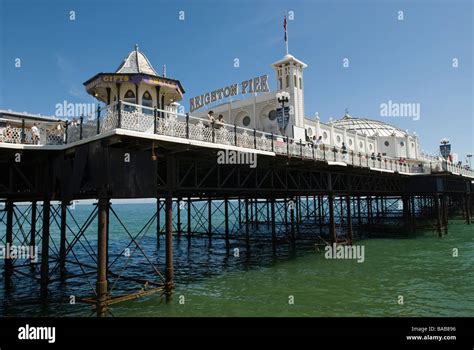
135, 44, 139, 51
162, 64, 167, 77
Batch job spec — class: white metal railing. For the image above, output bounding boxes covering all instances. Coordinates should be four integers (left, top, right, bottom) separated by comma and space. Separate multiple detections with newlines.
2, 101, 474, 178
0, 118, 65, 145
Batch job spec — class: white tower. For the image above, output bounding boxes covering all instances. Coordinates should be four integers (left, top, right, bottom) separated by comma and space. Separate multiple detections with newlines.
271, 54, 307, 136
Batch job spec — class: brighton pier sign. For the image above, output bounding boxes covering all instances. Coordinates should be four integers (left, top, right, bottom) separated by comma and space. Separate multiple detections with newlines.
189, 75, 269, 113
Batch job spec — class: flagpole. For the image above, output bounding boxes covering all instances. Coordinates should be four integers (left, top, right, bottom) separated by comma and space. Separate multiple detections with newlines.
284, 12, 289, 56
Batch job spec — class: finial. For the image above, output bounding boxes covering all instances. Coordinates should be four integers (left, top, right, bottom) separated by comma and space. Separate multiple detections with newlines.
162, 64, 167, 77
135, 44, 139, 51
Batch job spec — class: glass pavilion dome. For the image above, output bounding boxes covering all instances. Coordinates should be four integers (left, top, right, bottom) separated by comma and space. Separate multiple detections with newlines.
332, 115, 408, 138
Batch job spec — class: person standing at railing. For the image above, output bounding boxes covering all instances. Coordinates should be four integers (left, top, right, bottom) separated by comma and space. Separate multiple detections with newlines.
341, 142, 348, 162
206, 110, 215, 127
31, 123, 40, 145
215, 114, 224, 129
313, 135, 323, 148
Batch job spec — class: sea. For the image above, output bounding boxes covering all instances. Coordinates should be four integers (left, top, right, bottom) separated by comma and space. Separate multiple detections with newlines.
0, 202, 473, 317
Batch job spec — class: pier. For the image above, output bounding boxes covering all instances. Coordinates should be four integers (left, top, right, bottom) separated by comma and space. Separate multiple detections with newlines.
0, 101, 472, 316
1, 43, 473, 316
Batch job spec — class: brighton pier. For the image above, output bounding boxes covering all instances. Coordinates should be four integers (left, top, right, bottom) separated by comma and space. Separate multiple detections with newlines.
0, 45, 472, 316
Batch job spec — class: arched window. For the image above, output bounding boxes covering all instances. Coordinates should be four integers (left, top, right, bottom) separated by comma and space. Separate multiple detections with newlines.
268, 110, 277, 121
123, 89, 136, 111
242, 116, 251, 127
286, 75, 290, 88
142, 91, 153, 115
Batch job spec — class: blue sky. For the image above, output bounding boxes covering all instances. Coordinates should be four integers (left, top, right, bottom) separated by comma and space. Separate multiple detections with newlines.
0, 0, 472, 159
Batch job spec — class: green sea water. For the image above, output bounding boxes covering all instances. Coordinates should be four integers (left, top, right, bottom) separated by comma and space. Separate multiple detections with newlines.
1, 202, 473, 317
111, 219, 474, 317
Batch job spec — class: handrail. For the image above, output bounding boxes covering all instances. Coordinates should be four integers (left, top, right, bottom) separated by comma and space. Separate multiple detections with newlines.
2, 100, 474, 178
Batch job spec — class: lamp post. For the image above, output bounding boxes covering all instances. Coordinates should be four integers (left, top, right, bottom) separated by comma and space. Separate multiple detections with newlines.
467, 154, 472, 169
276, 91, 290, 135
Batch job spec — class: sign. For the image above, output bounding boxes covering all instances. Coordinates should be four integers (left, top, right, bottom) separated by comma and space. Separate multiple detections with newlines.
276, 106, 290, 131
85, 74, 182, 94
189, 75, 269, 112
440, 144, 451, 159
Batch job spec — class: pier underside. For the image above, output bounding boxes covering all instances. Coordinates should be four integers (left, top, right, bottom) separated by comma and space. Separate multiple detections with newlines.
0, 134, 471, 316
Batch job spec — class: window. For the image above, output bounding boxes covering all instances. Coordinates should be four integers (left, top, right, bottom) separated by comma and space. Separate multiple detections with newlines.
299, 77, 302, 89
323, 131, 328, 140
142, 91, 153, 115
268, 110, 277, 121
124, 89, 136, 111
336, 135, 341, 143
286, 75, 290, 88
369, 144, 373, 151
400, 141, 405, 147
307, 128, 313, 137
411, 142, 415, 148
278, 78, 282, 90
242, 116, 251, 127
294, 75, 297, 87
384, 141, 390, 147
348, 139, 353, 146
359, 142, 364, 149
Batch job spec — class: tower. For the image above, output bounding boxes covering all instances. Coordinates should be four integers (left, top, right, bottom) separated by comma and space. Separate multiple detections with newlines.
271, 54, 307, 136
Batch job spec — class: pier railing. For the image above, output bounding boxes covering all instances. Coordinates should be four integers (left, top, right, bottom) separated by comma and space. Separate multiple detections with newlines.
2, 102, 474, 178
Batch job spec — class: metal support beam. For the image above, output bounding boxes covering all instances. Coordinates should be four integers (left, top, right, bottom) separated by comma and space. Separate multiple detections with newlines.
224, 197, 229, 249
96, 197, 109, 317
177, 197, 182, 241
208, 197, 212, 243
156, 198, 161, 247
271, 197, 276, 251
290, 198, 296, 242
40, 199, 50, 297
59, 201, 67, 274
187, 197, 192, 241
165, 192, 174, 301
328, 194, 336, 243
346, 195, 353, 245
30, 201, 37, 266
4, 200, 14, 289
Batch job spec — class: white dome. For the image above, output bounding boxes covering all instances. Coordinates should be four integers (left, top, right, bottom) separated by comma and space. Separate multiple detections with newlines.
332, 116, 408, 137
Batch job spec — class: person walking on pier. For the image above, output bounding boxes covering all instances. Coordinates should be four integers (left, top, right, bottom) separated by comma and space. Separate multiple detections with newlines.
31, 123, 40, 145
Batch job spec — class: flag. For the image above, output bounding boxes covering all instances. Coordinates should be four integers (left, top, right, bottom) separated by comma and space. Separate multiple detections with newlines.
284, 16, 287, 42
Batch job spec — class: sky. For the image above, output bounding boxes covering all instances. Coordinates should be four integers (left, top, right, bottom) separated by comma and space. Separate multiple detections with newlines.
0, 0, 472, 160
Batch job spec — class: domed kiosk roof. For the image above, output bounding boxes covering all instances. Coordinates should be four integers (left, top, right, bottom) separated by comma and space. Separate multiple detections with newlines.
332, 115, 408, 137
116, 44, 158, 76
